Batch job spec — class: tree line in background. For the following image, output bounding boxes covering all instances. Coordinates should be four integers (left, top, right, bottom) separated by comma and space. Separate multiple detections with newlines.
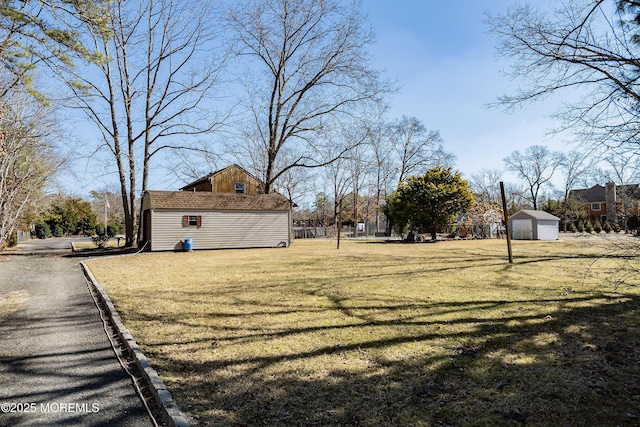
288, 138, 639, 240
33, 196, 119, 239
2, 0, 640, 248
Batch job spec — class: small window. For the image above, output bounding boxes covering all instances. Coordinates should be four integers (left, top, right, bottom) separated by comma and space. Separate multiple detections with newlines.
591, 203, 601, 211
235, 182, 245, 194
182, 215, 202, 228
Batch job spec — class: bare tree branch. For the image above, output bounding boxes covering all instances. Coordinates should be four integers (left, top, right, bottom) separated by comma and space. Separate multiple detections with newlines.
487, 1, 640, 151
226, 0, 390, 193
49, 0, 229, 246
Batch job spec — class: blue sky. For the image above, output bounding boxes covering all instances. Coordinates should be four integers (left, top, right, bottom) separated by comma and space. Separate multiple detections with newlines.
61, 0, 572, 197
363, 0, 570, 182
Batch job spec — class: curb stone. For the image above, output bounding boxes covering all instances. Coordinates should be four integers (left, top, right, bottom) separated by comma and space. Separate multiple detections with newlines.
80, 261, 190, 427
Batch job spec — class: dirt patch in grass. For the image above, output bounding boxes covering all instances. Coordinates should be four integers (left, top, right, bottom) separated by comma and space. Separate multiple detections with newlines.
72, 239, 125, 251
86, 236, 640, 426
0, 290, 29, 321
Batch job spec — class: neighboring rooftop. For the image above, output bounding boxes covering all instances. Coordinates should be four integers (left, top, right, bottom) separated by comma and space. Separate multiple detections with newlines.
569, 184, 605, 203
570, 183, 640, 202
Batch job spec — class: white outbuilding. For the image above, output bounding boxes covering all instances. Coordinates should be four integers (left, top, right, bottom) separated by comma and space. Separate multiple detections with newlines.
509, 210, 560, 241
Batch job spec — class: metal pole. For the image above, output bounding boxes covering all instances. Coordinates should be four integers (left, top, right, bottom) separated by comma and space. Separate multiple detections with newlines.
337, 198, 342, 250
500, 181, 513, 264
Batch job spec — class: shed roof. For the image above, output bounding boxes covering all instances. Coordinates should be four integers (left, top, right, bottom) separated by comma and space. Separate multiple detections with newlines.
143, 190, 291, 211
510, 210, 560, 221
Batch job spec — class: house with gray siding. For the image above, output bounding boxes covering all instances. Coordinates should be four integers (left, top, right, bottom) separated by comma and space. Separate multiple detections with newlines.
141, 191, 292, 251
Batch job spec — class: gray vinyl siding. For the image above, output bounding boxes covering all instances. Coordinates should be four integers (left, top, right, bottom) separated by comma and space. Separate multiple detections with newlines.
150, 209, 290, 251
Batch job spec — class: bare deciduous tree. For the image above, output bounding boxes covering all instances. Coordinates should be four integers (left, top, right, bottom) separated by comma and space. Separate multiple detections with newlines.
0, 93, 62, 248
347, 141, 373, 228
226, 0, 389, 194
325, 154, 352, 226
273, 150, 316, 205
487, 1, 640, 151
503, 145, 563, 210
555, 149, 597, 231
470, 168, 503, 203
387, 115, 452, 186
167, 148, 223, 186
558, 149, 599, 201
55, 0, 228, 246
600, 148, 640, 185
367, 122, 394, 232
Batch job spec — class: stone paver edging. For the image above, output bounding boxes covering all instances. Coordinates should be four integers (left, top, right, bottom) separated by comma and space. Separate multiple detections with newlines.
80, 262, 190, 427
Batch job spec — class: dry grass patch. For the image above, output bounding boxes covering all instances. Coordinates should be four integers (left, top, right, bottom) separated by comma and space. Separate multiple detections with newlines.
86, 236, 640, 426
0, 290, 29, 321
72, 239, 123, 250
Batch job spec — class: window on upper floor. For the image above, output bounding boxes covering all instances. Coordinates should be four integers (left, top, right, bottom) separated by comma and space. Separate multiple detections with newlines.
591, 203, 601, 211
235, 182, 245, 194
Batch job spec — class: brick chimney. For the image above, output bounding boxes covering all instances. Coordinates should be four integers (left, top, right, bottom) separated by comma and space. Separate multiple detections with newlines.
605, 182, 617, 223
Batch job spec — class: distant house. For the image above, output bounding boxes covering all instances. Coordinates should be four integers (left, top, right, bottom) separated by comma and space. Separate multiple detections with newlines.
140, 165, 292, 251
180, 164, 263, 194
569, 182, 640, 224
510, 210, 560, 240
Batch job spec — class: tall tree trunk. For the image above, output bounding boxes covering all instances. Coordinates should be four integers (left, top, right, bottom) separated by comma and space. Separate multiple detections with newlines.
264, 148, 277, 194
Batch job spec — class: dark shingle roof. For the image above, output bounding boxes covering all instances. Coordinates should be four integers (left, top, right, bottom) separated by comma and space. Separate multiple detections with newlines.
144, 190, 291, 211
569, 184, 605, 203
569, 183, 640, 202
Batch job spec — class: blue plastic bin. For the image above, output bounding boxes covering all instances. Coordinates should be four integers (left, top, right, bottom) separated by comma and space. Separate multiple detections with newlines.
183, 237, 193, 251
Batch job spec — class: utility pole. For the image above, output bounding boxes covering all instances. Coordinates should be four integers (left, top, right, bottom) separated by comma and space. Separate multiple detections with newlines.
337, 198, 342, 250
500, 182, 513, 264
104, 195, 109, 229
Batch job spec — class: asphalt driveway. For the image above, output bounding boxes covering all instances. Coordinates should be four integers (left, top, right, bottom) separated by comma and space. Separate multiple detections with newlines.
0, 238, 155, 426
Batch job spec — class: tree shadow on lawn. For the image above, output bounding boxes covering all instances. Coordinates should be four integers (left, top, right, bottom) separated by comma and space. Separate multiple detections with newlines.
138, 291, 640, 426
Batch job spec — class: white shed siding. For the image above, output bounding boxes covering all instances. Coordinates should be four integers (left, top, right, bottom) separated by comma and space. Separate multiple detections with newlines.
150, 210, 290, 251
536, 220, 558, 240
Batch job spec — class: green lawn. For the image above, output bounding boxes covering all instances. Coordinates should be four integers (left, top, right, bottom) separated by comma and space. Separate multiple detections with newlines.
85, 236, 640, 426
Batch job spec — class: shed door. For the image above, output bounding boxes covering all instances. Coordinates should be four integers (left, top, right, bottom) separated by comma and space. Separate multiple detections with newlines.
536, 220, 558, 241
512, 219, 532, 240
